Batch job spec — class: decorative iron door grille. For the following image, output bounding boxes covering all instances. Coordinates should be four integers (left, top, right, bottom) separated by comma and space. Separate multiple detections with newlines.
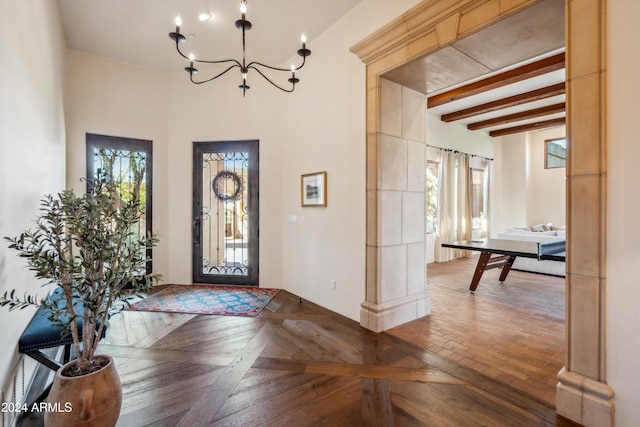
86, 133, 153, 276
193, 140, 259, 285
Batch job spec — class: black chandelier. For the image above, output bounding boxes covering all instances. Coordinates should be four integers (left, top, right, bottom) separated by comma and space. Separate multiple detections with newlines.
168, 0, 311, 96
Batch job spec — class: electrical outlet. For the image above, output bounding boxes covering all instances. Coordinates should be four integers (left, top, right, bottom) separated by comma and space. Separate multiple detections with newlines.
331, 279, 336, 290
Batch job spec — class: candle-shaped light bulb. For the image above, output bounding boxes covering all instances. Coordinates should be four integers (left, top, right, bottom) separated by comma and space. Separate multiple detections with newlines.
189, 52, 195, 68
175, 16, 182, 34
242, 72, 248, 81
291, 64, 295, 78
301, 33, 307, 49
240, 1, 247, 19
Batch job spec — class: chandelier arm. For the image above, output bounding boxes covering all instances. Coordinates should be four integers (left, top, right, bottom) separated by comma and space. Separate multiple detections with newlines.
195, 58, 243, 66
248, 66, 295, 93
190, 65, 241, 85
247, 55, 307, 72
175, 42, 242, 67
172, 40, 188, 60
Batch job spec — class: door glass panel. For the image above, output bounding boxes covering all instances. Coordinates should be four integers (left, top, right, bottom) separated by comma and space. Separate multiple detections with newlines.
86, 134, 153, 276
193, 140, 258, 285
201, 151, 249, 276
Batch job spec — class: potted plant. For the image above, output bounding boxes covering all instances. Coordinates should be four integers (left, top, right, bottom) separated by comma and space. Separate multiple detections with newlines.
1, 179, 160, 427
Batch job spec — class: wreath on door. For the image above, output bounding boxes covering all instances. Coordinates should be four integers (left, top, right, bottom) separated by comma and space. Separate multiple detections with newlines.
212, 170, 244, 202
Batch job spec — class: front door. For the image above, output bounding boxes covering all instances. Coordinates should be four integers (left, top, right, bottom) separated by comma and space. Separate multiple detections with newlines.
192, 140, 259, 285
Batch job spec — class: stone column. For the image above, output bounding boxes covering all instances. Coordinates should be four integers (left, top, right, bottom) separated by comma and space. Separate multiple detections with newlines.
556, 0, 614, 425
360, 78, 429, 332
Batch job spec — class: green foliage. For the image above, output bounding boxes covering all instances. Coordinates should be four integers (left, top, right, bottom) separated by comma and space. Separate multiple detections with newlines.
1, 179, 161, 374
96, 148, 146, 210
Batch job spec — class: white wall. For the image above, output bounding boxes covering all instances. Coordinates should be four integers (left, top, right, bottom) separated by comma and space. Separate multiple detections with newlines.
498, 126, 566, 231
65, 44, 291, 291
426, 112, 498, 161
165, 68, 289, 288
65, 51, 171, 283
278, 1, 422, 320
499, 133, 529, 229
0, 0, 67, 398
606, 1, 640, 424
526, 127, 566, 226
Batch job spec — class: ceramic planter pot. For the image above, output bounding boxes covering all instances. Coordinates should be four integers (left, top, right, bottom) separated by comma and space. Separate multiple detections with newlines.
44, 355, 122, 427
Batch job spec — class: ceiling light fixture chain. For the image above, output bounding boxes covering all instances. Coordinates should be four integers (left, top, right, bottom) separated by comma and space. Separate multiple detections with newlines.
168, 0, 311, 96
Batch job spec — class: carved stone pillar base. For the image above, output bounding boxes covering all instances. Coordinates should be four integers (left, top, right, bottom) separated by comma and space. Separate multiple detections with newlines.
360, 291, 430, 332
556, 368, 614, 427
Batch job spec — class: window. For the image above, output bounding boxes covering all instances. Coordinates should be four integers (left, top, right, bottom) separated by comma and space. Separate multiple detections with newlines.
426, 161, 439, 234
471, 168, 485, 230
545, 137, 567, 168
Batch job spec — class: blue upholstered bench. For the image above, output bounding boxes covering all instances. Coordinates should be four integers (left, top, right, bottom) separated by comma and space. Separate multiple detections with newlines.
18, 289, 107, 406
19, 288, 108, 367
18, 301, 82, 371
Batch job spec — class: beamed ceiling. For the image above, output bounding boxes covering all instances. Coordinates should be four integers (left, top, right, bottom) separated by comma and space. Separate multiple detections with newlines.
382, 0, 566, 137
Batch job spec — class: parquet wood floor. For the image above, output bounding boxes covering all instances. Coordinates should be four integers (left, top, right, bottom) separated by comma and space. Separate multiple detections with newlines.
18, 258, 578, 426
388, 258, 566, 407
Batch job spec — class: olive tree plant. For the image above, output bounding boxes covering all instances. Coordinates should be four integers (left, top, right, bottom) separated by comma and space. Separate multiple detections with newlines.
1, 180, 160, 376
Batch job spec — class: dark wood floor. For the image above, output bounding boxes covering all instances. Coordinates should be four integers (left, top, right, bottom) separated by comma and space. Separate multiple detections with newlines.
18, 258, 579, 426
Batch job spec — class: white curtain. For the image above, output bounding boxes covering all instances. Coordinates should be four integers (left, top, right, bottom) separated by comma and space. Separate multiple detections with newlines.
435, 151, 454, 262
435, 151, 472, 262
456, 153, 472, 252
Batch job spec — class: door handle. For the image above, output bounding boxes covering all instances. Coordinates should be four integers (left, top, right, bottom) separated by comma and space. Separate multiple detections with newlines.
193, 217, 201, 245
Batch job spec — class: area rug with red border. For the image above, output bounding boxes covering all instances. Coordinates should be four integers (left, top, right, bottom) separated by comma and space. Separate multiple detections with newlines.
127, 285, 279, 317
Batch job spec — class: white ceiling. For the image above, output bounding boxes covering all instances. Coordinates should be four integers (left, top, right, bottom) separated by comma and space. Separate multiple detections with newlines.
57, 0, 361, 72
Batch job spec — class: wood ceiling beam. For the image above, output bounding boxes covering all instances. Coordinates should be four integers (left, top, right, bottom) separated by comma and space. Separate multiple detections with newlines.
427, 52, 565, 109
468, 102, 565, 130
441, 83, 566, 122
489, 117, 566, 137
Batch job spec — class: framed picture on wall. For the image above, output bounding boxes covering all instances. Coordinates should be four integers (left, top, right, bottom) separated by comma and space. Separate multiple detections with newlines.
301, 171, 327, 207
